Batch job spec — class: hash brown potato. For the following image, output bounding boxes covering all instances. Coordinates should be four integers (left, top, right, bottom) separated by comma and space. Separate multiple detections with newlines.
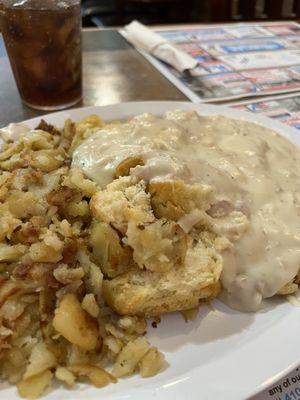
0, 112, 259, 399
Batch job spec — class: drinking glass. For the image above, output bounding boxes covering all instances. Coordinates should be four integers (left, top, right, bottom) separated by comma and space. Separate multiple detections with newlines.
0, 0, 82, 110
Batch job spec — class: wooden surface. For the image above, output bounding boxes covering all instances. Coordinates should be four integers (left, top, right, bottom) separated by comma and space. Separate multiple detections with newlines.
0, 29, 187, 127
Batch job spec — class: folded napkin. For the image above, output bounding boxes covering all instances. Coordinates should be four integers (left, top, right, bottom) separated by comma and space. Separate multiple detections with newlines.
122, 20, 198, 73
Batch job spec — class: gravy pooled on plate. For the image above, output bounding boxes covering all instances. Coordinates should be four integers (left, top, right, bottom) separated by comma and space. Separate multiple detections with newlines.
73, 110, 300, 311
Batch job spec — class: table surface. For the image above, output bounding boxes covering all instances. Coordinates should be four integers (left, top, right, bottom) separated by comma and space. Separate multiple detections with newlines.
0, 29, 187, 127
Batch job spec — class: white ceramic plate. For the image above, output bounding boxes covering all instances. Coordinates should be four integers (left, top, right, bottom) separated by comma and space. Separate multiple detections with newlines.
2, 102, 300, 400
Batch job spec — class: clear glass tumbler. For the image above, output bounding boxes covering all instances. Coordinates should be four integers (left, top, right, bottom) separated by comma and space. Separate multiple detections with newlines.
0, 0, 82, 110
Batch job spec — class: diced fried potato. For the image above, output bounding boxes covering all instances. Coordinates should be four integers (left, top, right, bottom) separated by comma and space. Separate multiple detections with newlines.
46, 186, 77, 207
42, 231, 64, 252
68, 364, 116, 388
11, 310, 31, 338
67, 345, 89, 365
7, 346, 25, 368
0, 243, 26, 262
103, 336, 123, 354
29, 150, 64, 172
112, 337, 150, 378
0, 215, 21, 241
0, 325, 12, 339
28, 170, 63, 199
118, 316, 147, 335
1, 299, 25, 321
66, 200, 89, 217
7, 191, 45, 218
89, 222, 132, 278
23, 341, 57, 380
81, 294, 100, 318
53, 264, 84, 285
29, 242, 62, 263
55, 366, 76, 387
0, 141, 23, 162
63, 118, 76, 141
53, 293, 99, 351
0, 172, 12, 199
0, 280, 21, 306
105, 322, 124, 339
139, 347, 165, 377
57, 219, 73, 237
23, 130, 53, 150
1, 345, 26, 383
66, 167, 97, 197
17, 369, 53, 399
0, 152, 25, 171
88, 262, 103, 295
77, 250, 103, 295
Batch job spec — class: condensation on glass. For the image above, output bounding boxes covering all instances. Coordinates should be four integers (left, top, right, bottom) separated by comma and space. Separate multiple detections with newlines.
0, 0, 82, 110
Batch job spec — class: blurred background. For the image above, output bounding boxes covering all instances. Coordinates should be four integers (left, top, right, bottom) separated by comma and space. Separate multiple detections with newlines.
82, 0, 300, 27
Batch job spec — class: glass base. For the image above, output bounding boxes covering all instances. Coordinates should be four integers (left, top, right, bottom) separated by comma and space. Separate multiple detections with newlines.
22, 95, 82, 111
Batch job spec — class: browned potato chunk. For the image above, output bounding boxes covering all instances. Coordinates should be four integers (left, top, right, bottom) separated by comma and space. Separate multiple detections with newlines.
115, 157, 144, 178
0, 279, 21, 307
81, 294, 100, 318
89, 222, 132, 278
23, 341, 57, 380
0, 243, 26, 262
53, 293, 99, 351
68, 364, 116, 388
17, 370, 53, 399
112, 337, 150, 377
30, 150, 64, 172
55, 367, 76, 387
139, 347, 165, 377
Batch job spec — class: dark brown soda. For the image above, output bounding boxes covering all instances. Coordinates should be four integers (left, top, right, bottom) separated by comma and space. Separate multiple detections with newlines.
0, 0, 82, 110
